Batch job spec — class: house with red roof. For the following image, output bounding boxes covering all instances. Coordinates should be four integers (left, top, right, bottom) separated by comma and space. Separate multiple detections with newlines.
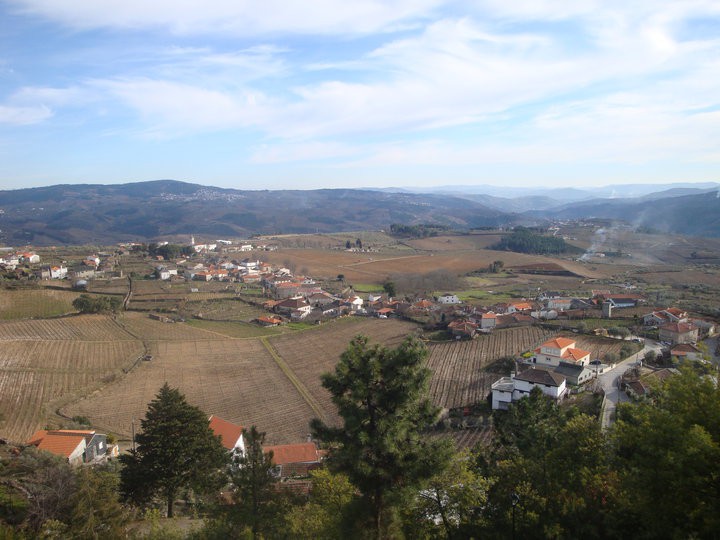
659, 322, 698, 345
532, 337, 592, 367
263, 441, 322, 478
208, 415, 245, 455
447, 319, 478, 339
27, 429, 108, 465
643, 307, 689, 326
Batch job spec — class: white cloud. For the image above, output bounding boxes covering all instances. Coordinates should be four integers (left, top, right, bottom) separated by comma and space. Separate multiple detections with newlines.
0, 104, 52, 125
8, 0, 443, 36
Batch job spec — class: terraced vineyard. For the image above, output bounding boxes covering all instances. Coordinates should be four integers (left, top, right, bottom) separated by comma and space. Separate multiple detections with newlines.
0, 317, 143, 442
64, 339, 317, 445
268, 318, 420, 427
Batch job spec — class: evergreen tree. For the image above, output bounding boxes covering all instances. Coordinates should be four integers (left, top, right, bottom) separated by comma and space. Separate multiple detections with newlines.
228, 426, 278, 539
119, 383, 228, 517
311, 335, 452, 538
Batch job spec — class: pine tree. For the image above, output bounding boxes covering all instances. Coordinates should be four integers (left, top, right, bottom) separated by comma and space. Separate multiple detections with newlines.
119, 383, 228, 517
311, 335, 452, 538
229, 426, 278, 539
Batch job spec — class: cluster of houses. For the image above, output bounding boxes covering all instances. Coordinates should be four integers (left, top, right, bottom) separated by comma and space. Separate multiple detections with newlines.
26, 417, 323, 483
0, 250, 40, 269
491, 336, 595, 410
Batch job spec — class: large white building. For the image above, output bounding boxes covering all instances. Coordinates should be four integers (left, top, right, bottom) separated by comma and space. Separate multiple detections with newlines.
491, 368, 567, 410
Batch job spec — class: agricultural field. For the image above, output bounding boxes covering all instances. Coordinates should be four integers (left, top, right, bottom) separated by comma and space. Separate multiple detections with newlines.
0, 318, 144, 442
183, 298, 267, 321
64, 338, 319, 446
564, 333, 640, 363
426, 327, 554, 409
116, 312, 224, 341
185, 319, 286, 339
87, 279, 129, 295
268, 318, 420, 427
0, 288, 80, 319
0, 315, 135, 341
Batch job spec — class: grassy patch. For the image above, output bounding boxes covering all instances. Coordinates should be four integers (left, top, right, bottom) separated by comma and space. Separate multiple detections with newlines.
0, 288, 80, 319
349, 283, 385, 293
185, 319, 283, 338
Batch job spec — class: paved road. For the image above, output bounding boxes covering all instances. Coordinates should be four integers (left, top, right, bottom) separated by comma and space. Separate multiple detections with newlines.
598, 339, 663, 429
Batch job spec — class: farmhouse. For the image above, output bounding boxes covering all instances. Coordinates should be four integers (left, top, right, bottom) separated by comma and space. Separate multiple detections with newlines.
491, 368, 567, 410
480, 312, 497, 330
437, 293, 461, 305
643, 307, 688, 326
447, 319, 478, 339
263, 441, 322, 478
659, 322, 698, 345
670, 343, 703, 362
531, 337, 591, 367
208, 415, 245, 455
26, 429, 109, 465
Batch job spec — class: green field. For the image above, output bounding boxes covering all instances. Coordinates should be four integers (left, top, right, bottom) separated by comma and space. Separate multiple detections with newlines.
185, 319, 286, 338
0, 288, 80, 319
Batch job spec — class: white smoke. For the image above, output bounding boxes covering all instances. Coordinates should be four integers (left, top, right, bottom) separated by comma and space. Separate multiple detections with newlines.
579, 227, 606, 262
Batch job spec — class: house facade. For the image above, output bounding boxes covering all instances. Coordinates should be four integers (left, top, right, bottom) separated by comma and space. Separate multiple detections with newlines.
491, 368, 567, 410
532, 337, 591, 367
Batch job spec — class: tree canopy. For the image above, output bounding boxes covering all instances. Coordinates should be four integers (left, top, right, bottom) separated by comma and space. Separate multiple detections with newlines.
311, 335, 452, 538
72, 294, 122, 314
119, 383, 228, 517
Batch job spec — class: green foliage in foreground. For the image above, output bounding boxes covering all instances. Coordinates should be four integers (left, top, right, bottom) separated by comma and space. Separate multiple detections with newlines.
1, 356, 718, 539
312, 335, 453, 538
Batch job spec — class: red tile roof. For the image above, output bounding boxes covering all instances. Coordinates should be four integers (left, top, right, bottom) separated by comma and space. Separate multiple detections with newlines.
264, 442, 320, 465
208, 415, 244, 450
541, 337, 576, 349
27, 429, 92, 459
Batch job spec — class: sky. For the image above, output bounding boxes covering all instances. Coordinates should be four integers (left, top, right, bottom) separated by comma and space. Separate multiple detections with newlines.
1, 0, 719, 191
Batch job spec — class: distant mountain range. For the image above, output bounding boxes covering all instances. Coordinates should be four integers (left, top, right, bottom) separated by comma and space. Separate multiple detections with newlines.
0, 180, 718, 245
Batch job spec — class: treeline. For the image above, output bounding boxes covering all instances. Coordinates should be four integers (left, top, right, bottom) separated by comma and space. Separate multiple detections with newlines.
72, 294, 122, 314
1, 338, 718, 539
389, 223, 452, 238
491, 227, 577, 255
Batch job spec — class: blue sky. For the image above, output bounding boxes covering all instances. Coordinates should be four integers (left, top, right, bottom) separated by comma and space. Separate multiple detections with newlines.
1, 0, 719, 190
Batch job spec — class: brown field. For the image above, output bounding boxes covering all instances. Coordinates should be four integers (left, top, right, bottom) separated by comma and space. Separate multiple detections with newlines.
563, 333, 635, 362
426, 327, 554, 409
0, 315, 135, 341
64, 339, 318, 445
263, 248, 604, 285
269, 318, 420, 427
0, 288, 80, 319
117, 312, 225, 341
185, 319, 286, 339
88, 279, 130, 295
406, 233, 505, 251
0, 320, 144, 442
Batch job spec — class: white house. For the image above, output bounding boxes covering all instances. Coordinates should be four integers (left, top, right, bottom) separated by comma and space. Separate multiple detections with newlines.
491, 369, 567, 410
532, 337, 591, 367
50, 265, 68, 279
20, 252, 40, 264
208, 415, 245, 455
480, 312, 497, 330
437, 293, 461, 305
239, 244, 253, 251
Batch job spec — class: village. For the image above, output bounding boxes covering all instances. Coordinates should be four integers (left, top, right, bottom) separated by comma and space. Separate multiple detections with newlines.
5, 235, 718, 476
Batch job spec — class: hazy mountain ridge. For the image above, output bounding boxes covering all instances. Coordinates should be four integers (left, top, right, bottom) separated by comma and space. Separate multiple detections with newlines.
0, 181, 510, 245
0, 180, 718, 245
